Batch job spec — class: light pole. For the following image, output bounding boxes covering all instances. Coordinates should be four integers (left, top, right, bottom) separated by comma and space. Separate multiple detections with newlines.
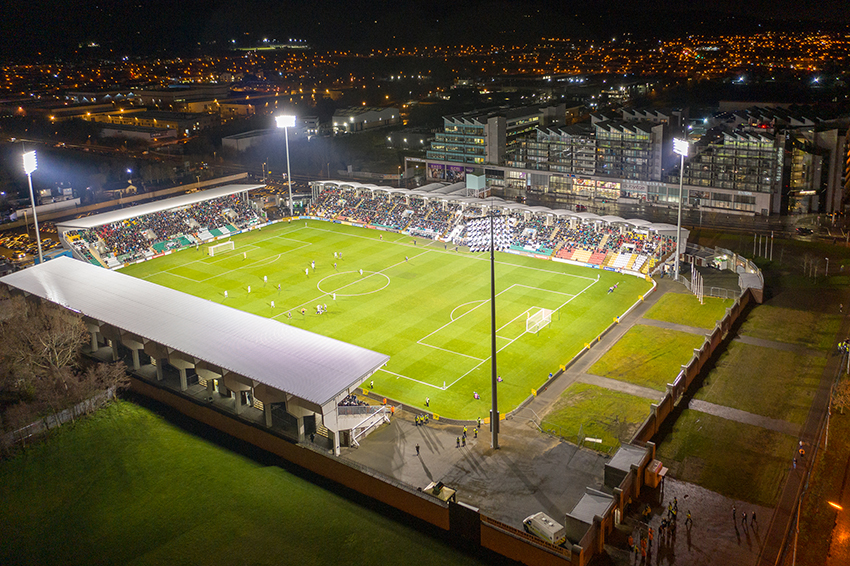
673, 138, 689, 281
275, 115, 296, 217
22, 151, 43, 264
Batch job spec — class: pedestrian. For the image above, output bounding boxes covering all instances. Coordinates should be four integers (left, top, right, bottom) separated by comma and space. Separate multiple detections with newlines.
751, 511, 757, 526
685, 510, 693, 528
405, 256, 408, 262
633, 544, 639, 561
673, 497, 678, 513
270, 300, 275, 308
473, 427, 478, 438
627, 534, 634, 550
243, 252, 247, 260
264, 275, 268, 285
287, 311, 292, 320
463, 426, 467, 438
333, 293, 336, 301
334, 262, 337, 270
462, 436, 466, 447
247, 285, 251, 293
732, 505, 736, 521
667, 502, 673, 520
648, 527, 653, 545
425, 397, 429, 407
305, 267, 309, 276
456, 437, 460, 448
477, 417, 482, 428
793, 457, 797, 469
359, 268, 363, 276
224, 290, 228, 299
311, 260, 315, 269
741, 511, 747, 529
415, 443, 420, 456
370, 380, 374, 389
277, 283, 281, 292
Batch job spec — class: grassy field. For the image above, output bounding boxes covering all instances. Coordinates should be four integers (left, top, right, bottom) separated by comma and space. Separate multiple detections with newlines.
656, 410, 796, 507
0, 400, 510, 566
120, 220, 651, 419
540, 383, 654, 453
694, 342, 825, 425
737, 305, 842, 351
588, 325, 706, 391
642, 291, 733, 329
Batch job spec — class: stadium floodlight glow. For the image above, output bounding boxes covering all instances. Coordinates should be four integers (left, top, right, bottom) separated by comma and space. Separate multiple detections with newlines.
23, 151, 37, 175
22, 150, 44, 264
275, 114, 296, 217
673, 138, 688, 282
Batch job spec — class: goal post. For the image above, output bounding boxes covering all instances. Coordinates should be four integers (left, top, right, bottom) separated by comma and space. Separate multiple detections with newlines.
208, 240, 234, 257
526, 308, 553, 334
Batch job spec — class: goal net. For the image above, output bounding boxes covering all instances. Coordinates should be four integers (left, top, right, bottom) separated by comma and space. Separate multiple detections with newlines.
208, 240, 234, 257
526, 308, 553, 334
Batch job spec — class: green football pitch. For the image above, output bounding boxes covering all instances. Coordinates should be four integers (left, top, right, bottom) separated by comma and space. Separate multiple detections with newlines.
120, 220, 653, 419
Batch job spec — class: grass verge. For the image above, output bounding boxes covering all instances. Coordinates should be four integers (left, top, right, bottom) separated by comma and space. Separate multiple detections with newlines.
541, 383, 654, 453
737, 305, 842, 351
643, 291, 733, 329
589, 325, 706, 391
655, 410, 796, 507
694, 342, 825, 425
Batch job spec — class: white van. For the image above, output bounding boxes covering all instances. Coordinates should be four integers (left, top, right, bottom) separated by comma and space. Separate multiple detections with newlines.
523, 512, 566, 546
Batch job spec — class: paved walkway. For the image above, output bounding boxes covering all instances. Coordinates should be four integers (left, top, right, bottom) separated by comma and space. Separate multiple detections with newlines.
687, 399, 801, 436
576, 372, 665, 402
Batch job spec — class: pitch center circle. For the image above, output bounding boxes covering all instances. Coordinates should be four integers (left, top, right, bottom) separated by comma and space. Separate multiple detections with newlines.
317, 271, 391, 297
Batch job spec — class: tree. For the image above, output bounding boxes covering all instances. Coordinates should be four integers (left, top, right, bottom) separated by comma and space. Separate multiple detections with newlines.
0, 295, 128, 432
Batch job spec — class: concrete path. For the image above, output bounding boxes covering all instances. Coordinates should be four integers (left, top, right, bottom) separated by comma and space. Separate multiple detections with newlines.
687, 399, 801, 436
733, 334, 824, 358
639, 317, 710, 337
576, 372, 665, 402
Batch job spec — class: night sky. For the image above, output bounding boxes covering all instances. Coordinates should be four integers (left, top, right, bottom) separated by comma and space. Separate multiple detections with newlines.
1, 0, 848, 60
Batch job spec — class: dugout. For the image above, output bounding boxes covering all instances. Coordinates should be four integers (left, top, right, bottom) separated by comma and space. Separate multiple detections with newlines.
0, 257, 390, 455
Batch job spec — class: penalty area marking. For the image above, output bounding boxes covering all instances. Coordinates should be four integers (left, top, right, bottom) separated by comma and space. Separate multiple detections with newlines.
316, 271, 391, 297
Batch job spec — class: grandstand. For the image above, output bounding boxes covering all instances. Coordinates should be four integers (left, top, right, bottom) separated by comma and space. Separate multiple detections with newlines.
308, 180, 686, 276
56, 184, 264, 268
53, 179, 684, 277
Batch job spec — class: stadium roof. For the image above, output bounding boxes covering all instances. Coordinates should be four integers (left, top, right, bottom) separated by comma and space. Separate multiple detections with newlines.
56, 184, 264, 231
0, 257, 389, 408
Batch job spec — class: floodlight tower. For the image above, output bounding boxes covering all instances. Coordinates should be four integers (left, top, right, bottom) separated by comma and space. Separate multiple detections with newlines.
275, 115, 296, 217
22, 150, 43, 264
673, 138, 689, 281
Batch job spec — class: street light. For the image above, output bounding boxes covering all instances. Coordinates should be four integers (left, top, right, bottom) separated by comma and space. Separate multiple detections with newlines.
22, 150, 43, 264
275, 114, 296, 217
673, 138, 689, 281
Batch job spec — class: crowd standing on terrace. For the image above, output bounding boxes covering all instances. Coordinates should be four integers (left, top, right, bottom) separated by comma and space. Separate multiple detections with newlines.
308, 188, 674, 270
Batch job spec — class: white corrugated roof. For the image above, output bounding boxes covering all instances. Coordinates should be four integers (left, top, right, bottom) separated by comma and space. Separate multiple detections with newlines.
56, 184, 264, 230
0, 257, 389, 407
